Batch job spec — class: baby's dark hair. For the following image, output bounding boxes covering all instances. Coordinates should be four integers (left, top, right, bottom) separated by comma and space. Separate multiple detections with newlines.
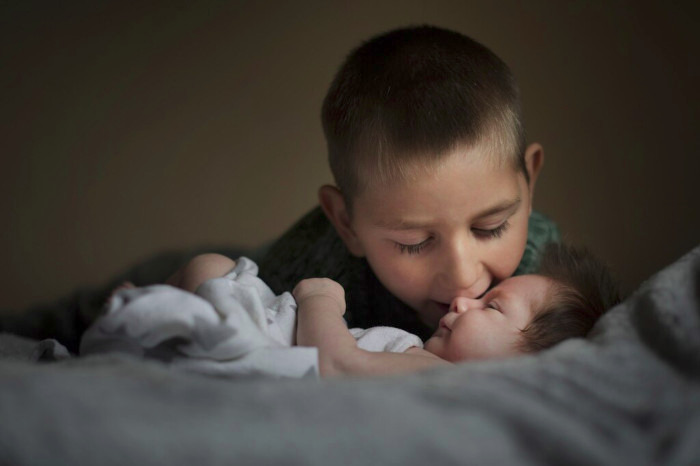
322, 25, 526, 207
518, 243, 621, 352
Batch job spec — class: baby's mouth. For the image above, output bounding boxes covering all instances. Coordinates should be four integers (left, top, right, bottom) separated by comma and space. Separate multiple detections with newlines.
438, 316, 451, 332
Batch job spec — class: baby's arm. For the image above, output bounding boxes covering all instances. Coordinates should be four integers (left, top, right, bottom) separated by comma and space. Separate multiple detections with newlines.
166, 254, 236, 292
293, 278, 450, 377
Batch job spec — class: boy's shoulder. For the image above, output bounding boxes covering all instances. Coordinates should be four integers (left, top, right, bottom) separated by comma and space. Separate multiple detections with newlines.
515, 210, 561, 276
257, 206, 359, 293
528, 210, 561, 241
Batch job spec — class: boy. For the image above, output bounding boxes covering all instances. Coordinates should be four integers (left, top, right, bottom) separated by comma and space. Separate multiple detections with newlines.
258, 25, 559, 341
90, 242, 617, 377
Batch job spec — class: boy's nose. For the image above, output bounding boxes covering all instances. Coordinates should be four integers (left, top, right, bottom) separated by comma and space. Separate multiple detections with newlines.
439, 238, 485, 298
450, 296, 481, 313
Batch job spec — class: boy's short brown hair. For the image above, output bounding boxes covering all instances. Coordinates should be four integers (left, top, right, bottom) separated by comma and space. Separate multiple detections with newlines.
321, 25, 526, 206
518, 243, 621, 352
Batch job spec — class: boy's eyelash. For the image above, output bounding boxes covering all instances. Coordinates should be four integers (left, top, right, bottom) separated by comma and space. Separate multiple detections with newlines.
395, 239, 430, 255
473, 221, 510, 239
394, 220, 509, 254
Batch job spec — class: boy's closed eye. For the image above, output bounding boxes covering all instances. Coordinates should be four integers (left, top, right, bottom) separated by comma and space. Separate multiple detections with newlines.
393, 219, 510, 255
472, 220, 510, 239
394, 238, 432, 254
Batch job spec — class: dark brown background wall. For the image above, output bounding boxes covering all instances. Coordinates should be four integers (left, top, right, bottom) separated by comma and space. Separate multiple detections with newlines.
2, 1, 698, 310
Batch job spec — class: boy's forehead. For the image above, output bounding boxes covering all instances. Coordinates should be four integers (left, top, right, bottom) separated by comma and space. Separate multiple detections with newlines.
352, 147, 524, 224
356, 138, 518, 190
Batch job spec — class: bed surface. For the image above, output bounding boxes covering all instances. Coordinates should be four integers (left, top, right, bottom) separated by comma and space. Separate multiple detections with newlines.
1, 246, 699, 465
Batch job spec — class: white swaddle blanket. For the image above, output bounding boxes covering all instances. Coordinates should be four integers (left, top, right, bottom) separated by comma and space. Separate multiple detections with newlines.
80, 257, 422, 378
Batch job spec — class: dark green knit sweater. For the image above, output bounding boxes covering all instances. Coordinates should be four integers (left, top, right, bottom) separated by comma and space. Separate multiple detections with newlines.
258, 206, 559, 341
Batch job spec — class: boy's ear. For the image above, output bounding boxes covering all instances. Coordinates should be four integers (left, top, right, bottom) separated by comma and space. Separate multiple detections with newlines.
524, 143, 545, 209
318, 185, 365, 257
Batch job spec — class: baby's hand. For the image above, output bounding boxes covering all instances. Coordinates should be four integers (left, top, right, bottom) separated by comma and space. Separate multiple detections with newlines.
292, 278, 346, 315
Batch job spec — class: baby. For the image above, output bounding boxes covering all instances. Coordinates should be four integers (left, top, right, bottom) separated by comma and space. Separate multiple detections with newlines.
144, 242, 619, 377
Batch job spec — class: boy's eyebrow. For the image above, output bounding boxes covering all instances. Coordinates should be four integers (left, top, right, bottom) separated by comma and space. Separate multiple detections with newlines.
376, 197, 522, 230
473, 197, 521, 220
374, 218, 435, 230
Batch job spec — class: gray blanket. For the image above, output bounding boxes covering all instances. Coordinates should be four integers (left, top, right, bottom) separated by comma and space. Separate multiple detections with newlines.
1, 246, 699, 466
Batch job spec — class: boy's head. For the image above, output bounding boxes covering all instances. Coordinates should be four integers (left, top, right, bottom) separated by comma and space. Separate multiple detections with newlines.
321, 25, 526, 207
423, 243, 621, 362
319, 25, 545, 327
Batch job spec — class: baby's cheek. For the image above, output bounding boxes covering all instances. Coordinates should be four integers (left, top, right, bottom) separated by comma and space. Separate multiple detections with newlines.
423, 337, 439, 355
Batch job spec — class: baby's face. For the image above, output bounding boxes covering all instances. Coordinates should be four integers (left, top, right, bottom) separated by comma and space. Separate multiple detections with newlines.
349, 142, 535, 329
423, 274, 554, 361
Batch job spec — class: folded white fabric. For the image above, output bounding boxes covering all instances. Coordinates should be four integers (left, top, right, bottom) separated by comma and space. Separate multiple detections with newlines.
80, 258, 317, 378
80, 257, 422, 379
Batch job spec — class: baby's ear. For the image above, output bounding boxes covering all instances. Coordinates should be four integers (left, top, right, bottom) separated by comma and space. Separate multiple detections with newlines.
318, 185, 365, 257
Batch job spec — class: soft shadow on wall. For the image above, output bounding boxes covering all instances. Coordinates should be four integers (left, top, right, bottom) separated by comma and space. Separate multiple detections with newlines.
1, 1, 698, 309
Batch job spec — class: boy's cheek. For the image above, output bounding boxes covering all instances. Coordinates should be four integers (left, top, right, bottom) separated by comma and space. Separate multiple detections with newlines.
487, 217, 530, 280
367, 255, 430, 306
